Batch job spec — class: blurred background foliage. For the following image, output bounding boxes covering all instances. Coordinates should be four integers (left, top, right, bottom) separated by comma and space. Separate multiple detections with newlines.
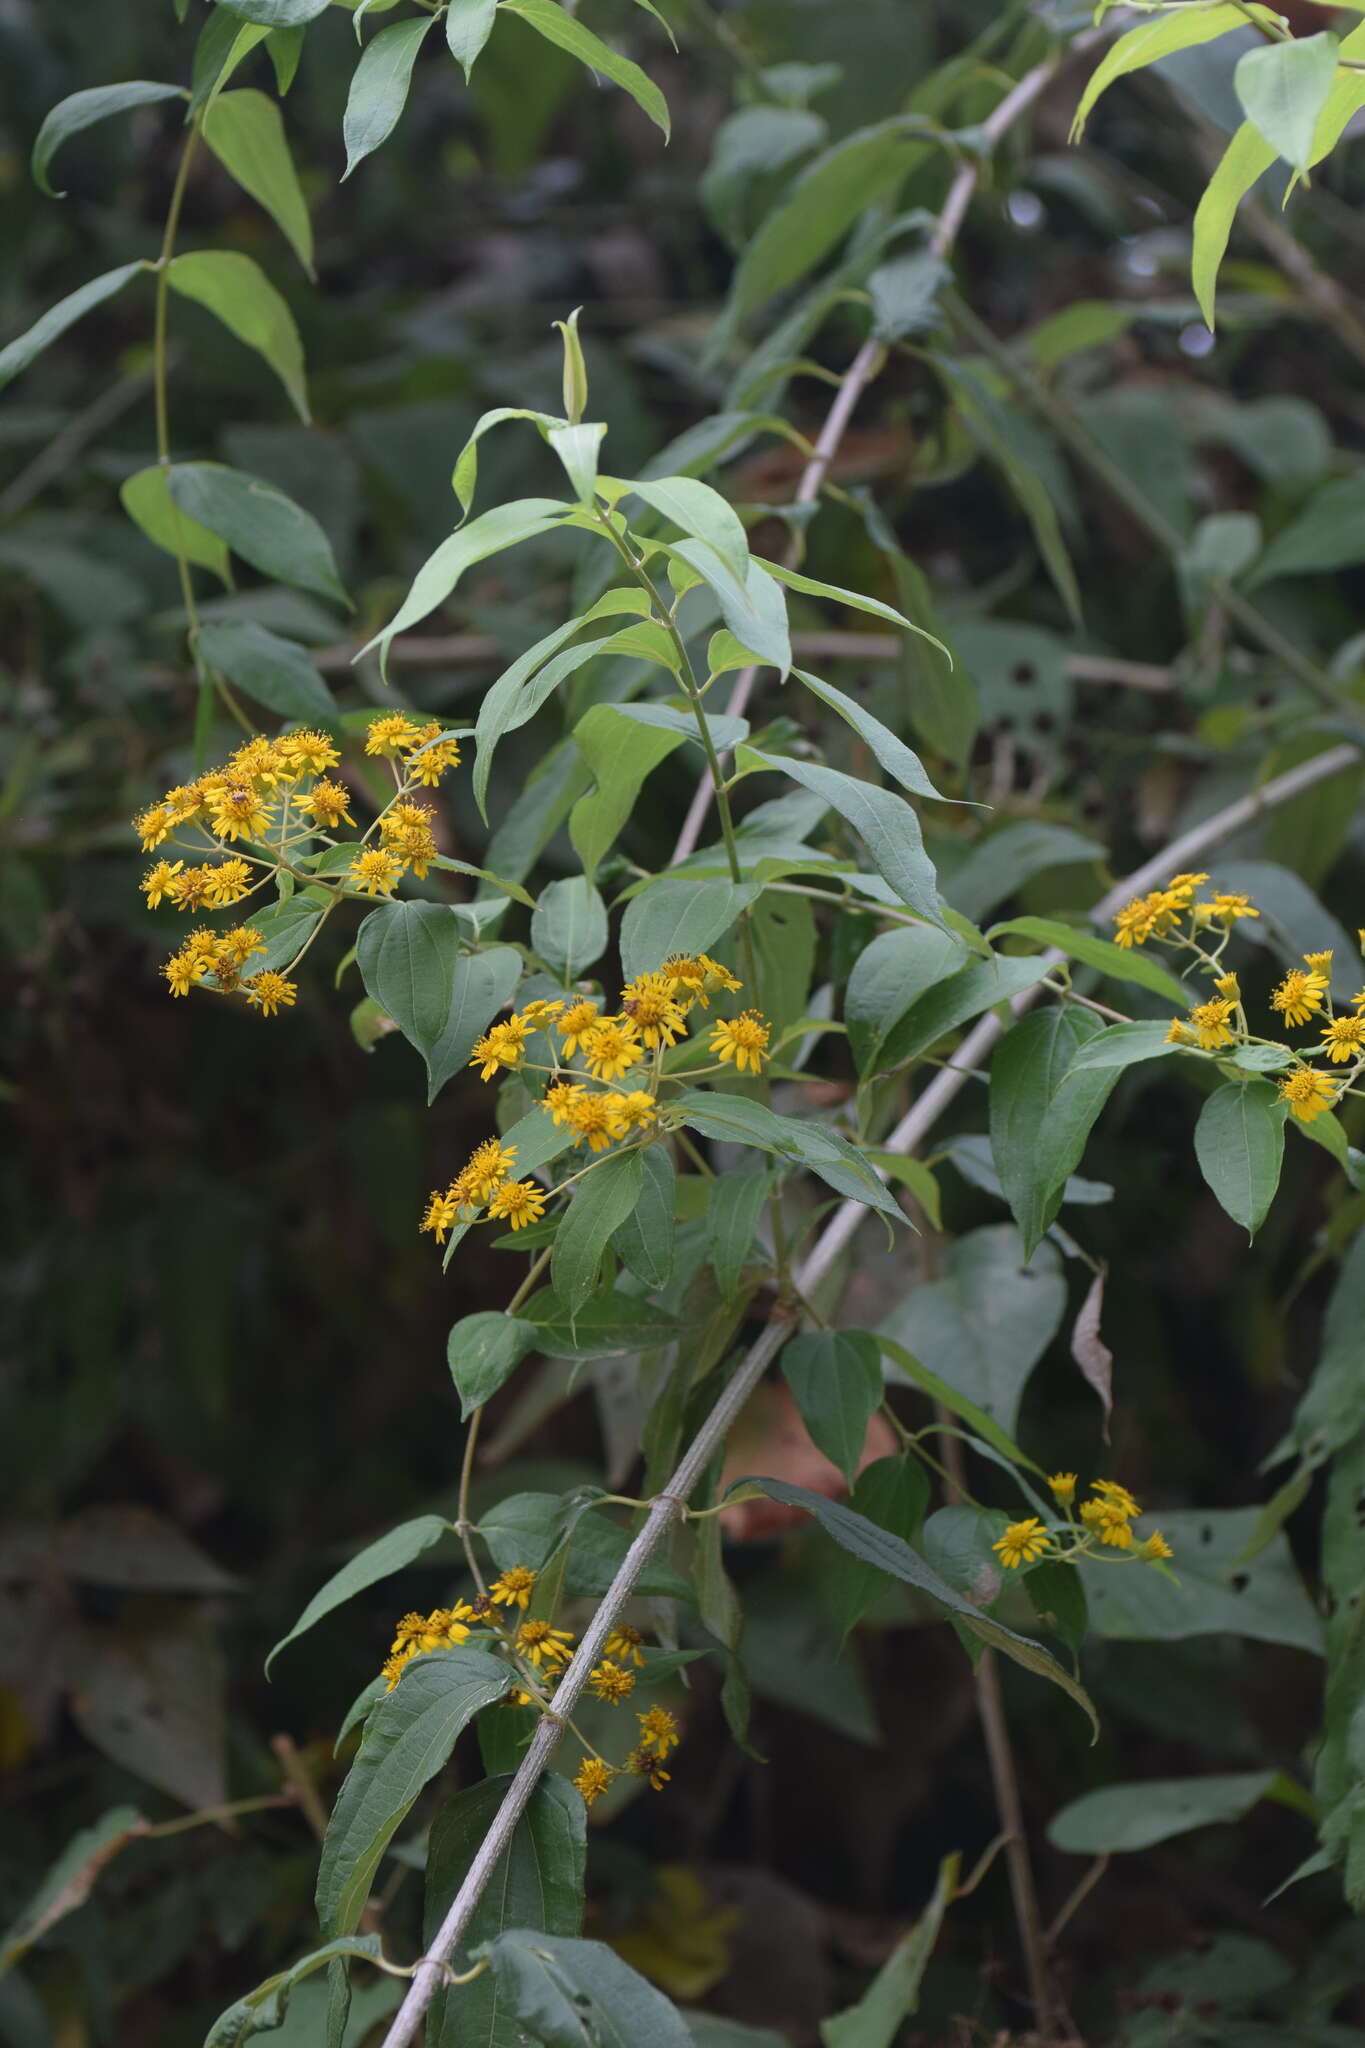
6, 0, 1365, 2041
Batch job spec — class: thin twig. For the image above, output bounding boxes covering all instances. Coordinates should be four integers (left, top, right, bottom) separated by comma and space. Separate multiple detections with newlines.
377, 735, 1354, 2048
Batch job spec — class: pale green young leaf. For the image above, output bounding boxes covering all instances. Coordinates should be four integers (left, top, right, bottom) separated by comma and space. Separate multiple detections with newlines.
1234, 31, 1339, 174
612, 1143, 675, 1290
485, 1930, 692, 2047
568, 706, 685, 877
166, 249, 308, 420
1070, 2, 1264, 139
342, 15, 436, 178
770, 566, 949, 657
877, 1335, 1040, 1473
265, 1516, 451, 1674
214, 0, 330, 23
554, 305, 589, 423
669, 540, 791, 675
500, 0, 671, 138
820, 1853, 958, 2047
531, 876, 609, 980
1064, 1020, 1189, 1075
552, 1151, 644, 1314
1194, 1079, 1285, 1240
0, 263, 147, 394
203, 25, 271, 112
781, 1329, 883, 1487
620, 474, 751, 583
201, 89, 314, 275
987, 914, 1190, 1008
168, 463, 348, 605
32, 82, 187, 198
867, 248, 949, 343
450, 405, 563, 513
747, 752, 941, 926
447, 1312, 542, 1420
445, 0, 498, 78
361, 498, 570, 679
1048, 1773, 1279, 1857
197, 619, 337, 723
794, 671, 951, 802
119, 465, 231, 582
316, 1650, 513, 1937
267, 24, 305, 91
618, 877, 760, 979
547, 420, 606, 504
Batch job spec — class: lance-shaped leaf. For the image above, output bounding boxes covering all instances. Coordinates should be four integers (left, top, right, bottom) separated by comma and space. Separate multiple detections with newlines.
196, 618, 338, 723
0, 1806, 148, 1974
820, 1852, 959, 2048
747, 751, 941, 925
670, 540, 791, 675
551, 1150, 644, 1314
266, 1516, 452, 1674
166, 249, 309, 420
989, 1007, 1113, 1257
1070, 2, 1266, 139
120, 465, 231, 581
216, 0, 332, 20
500, 0, 671, 139
987, 914, 1190, 1007
0, 262, 147, 393
446, 0, 498, 78
316, 1649, 513, 1937
201, 88, 314, 275
620, 473, 750, 582
168, 463, 347, 604
362, 497, 570, 682
795, 671, 950, 803
612, 1142, 675, 1291
32, 81, 187, 198
1048, 1772, 1281, 1856
677, 1089, 904, 1222
781, 1329, 883, 1488
343, 14, 436, 177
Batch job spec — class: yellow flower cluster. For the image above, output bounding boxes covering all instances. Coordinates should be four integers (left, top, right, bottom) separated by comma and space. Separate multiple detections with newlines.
381, 1604, 475, 1689
421, 1139, 546, 1241
134, 714, 464, 1012
991, 1473, 1172, 1571
572, 1704, 681, 1808
1114, 878, 1365, 1126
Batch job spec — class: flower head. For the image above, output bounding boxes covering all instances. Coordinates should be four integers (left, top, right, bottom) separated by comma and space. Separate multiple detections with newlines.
1138, 1530, 1174, 1562
556, 1000, 600, 1057
605, 1624, 645, 1667
134, 804, 174, 850
463, 1138, 517, 1201
1164, 871, 1208, 907
620, 971, 687, 1049
564, 1091, 620, 1152
207, 783, 273, 843
636, 1706, 680, 1758
365, 712, 422, 759
489, 1566, 537, 1610
992, 1517, 1050, 1569
1047, 1472, 1077, 1507
580, 1017, 643, 1083
277, 729, 339, 778
202, 858, 253, 908
1278, 1064, 1338, 1123
545, 1081, 586, 1126
348, 847, 402, 897
1304, 950, 1334, 975
1320, 1014, 1365, 1064
1271, 968, 1327, 1030
487, 1179, 547, 1231
141, 858, 184, 907
470, 1017, 529, 1081
606, 1089, 657, 1135
1189, 998, 1237, 1051
1203, 892, 1260, 925
515, 1619, 574, 1669
421, 1189, 462, 1243
245, 971, 298, 1017
589, 1659, 637, 1704
709, 1010, 771, 1075
407, 723, 462, 786
625, 1747, 670, 1792
298, 779, 356, 830
573, 1757, 613, 1807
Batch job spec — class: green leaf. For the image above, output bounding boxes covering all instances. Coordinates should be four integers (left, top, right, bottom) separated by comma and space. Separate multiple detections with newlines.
987, 914, 1190, 1007
267, 24, 305, 92
1070, 3, 1261, 138
1048, 1772, 1279, 1856
242, 895, 325, 976
168, 463, 347, 606
1249, 472, 1365, 586
531, 877, 609, 979
1078, 1508, 1322, 1653
552, 1151, 644, 1314
343, 15, 435, 177
447, 1312, 542, 1421
867, 248, 949, 343
201, 89, 314, 276
619, 878, 760, 981
879, 1335, 1039, 1473
748, 752, 941, 926
214, 0, 331, 23
876, 953, 1054, 1073
166, 249, 309, 421
32, 82, 187, 199
670, 541, 791, 676
1194, 1079, 1285, 1240
844, 925, 966, 1077
477, 1493, 691, 1601
746, 1479, 1097, 1733
794, 671, 950, 803
1064, 1020, 1187, 1075
879, 1226, 1065, 1438
1235, 31, 1339, 173
547, 420, 605, 504
623, 474, 750, 583
485, 1930, 692, 2047
612, 1144, 675, 1290
500, 0, 670, 139
772, 571, 948, 658
1291, 1226, 1365, 1456
676, 1090, 904, 1223
820, 1852, 957, 2048
824, 1456, 930, 1640
519, 1287, 683, 1359
362, 498, 569, 681
701, 103, 826, 246
203, 1937, 393, 2047
0, 1805, 147, 1974
316, 1649, 513, 1937
0, 262, 147, 394
197, 619, 337, 723
568, 707, 684, 878
445, 0, 498, 78
119, 465, 231, 582
265, 1515, 451, 1675
426, 1778, 585, 2048
989, 1008, 1111, 1257
355, 907, 522, 1102
705, 1169, 770, 1299
1025, 1560, 1088, 1661
782, 1329, 883, 1488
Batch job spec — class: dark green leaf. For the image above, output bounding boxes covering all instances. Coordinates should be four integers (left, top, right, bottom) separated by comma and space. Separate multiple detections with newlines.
705, 1170, 770, 1299
824, 1456, 930, 1640
844, 924, 966, 1076
619, 878, 760, 981
484, 1930, 693, 2047
203, 1937, 392, 2047
988, 915, 1192, 1007
1078, 1509, 1322, 1652
677, 1089, 904, 1223
519, 1287, 683, 1359
266, 1516, 451, 1675
166, 250, 309, 421
500, 0, 671, 138
747, 752, 941, 926
120, 465, 231, 581
531, 877, 609, 980
356, 906, 521, 1102
0, 1806, 147, 1975
447, 1313, 542, 1421
0, 263, 147, 394
820, 1852, 957, 2048
215, 0, 331, 22
876, 954, 1054, 1073
941, 826, 1105, 926
197, 619, 337, 723
1064, 1020, 1187, 1075
989, 1008, 1110, 1257
551, 1151, 644, 1314
32, 82, 187, 199
242, 895, 325, 976
1048, 1772, 1278, 1855
568, 707, 685, 879
343, 15, 435, 178
793, 671, 950, 802
168, 463, 347, 605
612, 1144, 675, 1290
781, 1329, 883, 1487
1194, 1080, 1285, 1240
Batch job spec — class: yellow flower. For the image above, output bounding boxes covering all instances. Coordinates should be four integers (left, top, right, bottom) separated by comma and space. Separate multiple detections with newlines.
1213, 972, 1240, 1000
245, 971, 297, 1017
365, 712, 422, 758
487, 1178, 547, 1230
406, 722, 462, 786
556, 1000, 601, 1057
1047, 1472, 1077, 1506
141, 858, 184, 907
545, 1081, 586, 1126
1304, 950, 1334, 974
1189, 998, 1237, 1051
1163, 871, 1208, 907
620, 972, 687, 1049
564, 1091, 620, 1152
580, 1017, 643, 1083
709, 1010, 771, 1075
625, 1747, 670, 1792
421, 1189, 462, 1243
663, 954, 709, 1007
1112, 898, 1153, 948
298, 779, 356, 830
1270, 969, 1327, 1029
636, 1706, 680, 1757
382, 1649, 415, 1690
169, 864, 216, 912
463, 1138, 516, 1201
348, 847, 402, 897
607, 1089, 657, 1135
992, 1517, 1050, 1569
380, 800, 438, 876
134, 804, 174, 850
1091, 1479, 1140, 1517
1320, 1014, 1365, 1064
1165, 1020, 1192, 1045
1204, 891, 1259, 925
277, 729, 339, 778
202, 858, 253, 908
470, 1017, 529, 1081
604, 1624, 645, 1667
573, 1757, 613, 1807
162, 948, 199, 998
1278, 1064, 1338, 1123
1138, 1530, 1174, 1562
519, 999, 565, 1028
589, 1659, 636, 1703
698, 953, 743, 998
489, 1566, 537, 1610
228, 737, 285, 787
207, 783, 274, 842
515, 1619, 574, 1669
1098, 1513, 1134, 1550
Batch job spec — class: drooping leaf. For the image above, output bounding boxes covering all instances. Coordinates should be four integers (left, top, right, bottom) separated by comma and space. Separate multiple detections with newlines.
568, 709, 686, 880
0, 1806, 148, 1974
168, 463, 347, 605
266, 1516, 452, 1675
989, 1007, 1111, 1257
820, 1852, 958, 2048
166, 250, 309, 420
794, 671, 950, 802
316, 1649, 513, 1937
201, 89, 315, 275
623, 473, 750, 582
342, 14, 436, 177
845, 924, 967, 1076
447, 1313, 542, 1421
445, 0, 499, 78
0, 263, 147, 393
203, 1937, 394, 2047
1193, 1080, 1285, 1240
1289, 1227, 1365, 1457
824, 1456, 930, 1641
519, 1286, 684, 1359
500, 0, 671, 137
197, 618, 337, 722
362, 498, 570, 681
781, 1329, 883, 1488
1063, 1020, 1188, 1076
1235, 31, 1340, 174
612, 1144, 676, 1291
747, 752, 941, 926
120, 465, 231, 582
551, 1150, 645, 1314
484, 1929, 693, 2047
671, 542, 791, 675
676, 1090, 904, 1223
1070, 2, 1265, 138
531, 876, 609, 979
32, 82, 187, 198
987, 914, 1191, 1008
1048, 1772, 1279, 1856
